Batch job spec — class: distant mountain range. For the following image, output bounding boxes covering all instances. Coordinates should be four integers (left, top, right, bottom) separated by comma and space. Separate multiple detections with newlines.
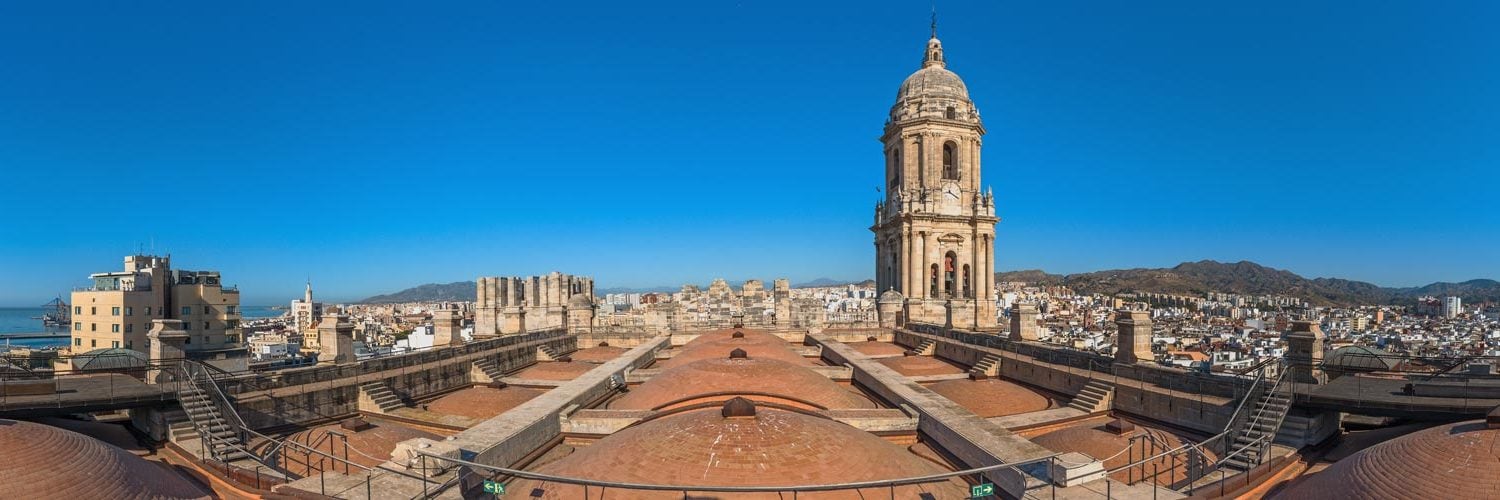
996, 260, 1500, 307
360, 278, 876, 304
360, 281, 475, 304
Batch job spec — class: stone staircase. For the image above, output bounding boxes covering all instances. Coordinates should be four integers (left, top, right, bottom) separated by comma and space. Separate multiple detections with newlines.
969, 353, 1001, 377
164, 408, 198, 445
358, 381, 405, 414
537, 345, 564, 362
1223, 377, 1292, 472
473, 358, 506, 383
178, 383, 250, 462
908, 338, 937, 356
1066, 380, 1115, 414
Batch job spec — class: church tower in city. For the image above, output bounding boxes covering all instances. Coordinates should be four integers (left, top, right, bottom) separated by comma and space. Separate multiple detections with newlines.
871, 29, 998, 330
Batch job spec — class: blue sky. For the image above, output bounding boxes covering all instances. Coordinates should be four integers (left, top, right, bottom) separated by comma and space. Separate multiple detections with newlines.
2, 1, 1497, 306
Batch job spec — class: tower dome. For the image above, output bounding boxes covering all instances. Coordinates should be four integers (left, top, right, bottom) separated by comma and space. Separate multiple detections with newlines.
889, 36, 980, 125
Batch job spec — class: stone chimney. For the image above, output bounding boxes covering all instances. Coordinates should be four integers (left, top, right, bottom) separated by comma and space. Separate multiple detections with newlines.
1285, 320, 1327, 385
432, 306, 462, 347
317, 314, 355, 364
1114, 309, 1154, 364
1009, 302, 1039, 341
146, 319, 189, 384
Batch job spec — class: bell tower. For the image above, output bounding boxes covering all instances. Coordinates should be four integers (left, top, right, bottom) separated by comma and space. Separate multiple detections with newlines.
871, 32, 998, 330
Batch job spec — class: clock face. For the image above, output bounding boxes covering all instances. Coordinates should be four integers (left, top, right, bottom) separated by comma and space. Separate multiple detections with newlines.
943, 183, 960, 199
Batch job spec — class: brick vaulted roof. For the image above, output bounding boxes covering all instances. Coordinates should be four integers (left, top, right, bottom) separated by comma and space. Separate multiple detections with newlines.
1274, 419, 1500, 499
876, 355, 967, 376
658, 329, 813, 368
611, 356, 874, 411
515, 405, 963, 499
926, 378, 1056, 418
0, 419, 210, 499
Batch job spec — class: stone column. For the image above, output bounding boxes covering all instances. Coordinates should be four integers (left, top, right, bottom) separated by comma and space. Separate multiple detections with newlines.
317, 314, 355, 364
1285, 320, 1327, 385
1009, 303, 1039, 341
432, 306, 462, 347
147, 319, 189, 384
1114, 310, 1155, 365
902, 226, 914, 297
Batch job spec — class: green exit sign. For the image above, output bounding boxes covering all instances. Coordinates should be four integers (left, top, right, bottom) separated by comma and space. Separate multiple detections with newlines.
483, 480, 505, 495
971, 483, 995, 498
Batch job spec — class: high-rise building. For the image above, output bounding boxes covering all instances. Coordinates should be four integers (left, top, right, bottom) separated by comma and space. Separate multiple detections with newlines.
290, 281, 324, 350
70, 254, 242, 355
1444, 296, 1463, 319
871, 30, 998, 329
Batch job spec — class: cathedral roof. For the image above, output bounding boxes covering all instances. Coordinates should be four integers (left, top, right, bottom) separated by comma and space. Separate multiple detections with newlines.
1273, 418, 1500, 499
517, 402, 960, 499
0, 419, 210, 499
612, 355, 873, 411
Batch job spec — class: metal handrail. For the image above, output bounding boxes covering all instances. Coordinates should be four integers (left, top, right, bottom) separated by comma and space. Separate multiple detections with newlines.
411, 449, 1067, 496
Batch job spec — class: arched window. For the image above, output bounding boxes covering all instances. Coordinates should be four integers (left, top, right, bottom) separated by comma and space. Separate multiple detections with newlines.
887, 147, 901, 188
962, 264, 972, 298
930, 264, 940, 297
942, 142, 959, 180
945, 106, 957, 119
944, 252, 957, 297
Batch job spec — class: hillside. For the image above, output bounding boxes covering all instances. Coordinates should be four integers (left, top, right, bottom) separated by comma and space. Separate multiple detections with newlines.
996, 260, 1500, 307
360, 281, 475, 304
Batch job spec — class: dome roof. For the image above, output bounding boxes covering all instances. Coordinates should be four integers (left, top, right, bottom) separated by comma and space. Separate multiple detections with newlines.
878, 289, 906, 303
71, 348, 147, 371
1273, 419, 1500, 499
517, 405, 961, 499
927, 378, 1054, 418
612, 356, 873, 411
568, 293, 593, 307
658, 330, 812, 368
1325, 346, 1397, 372
897, 65, 969, 102
887, 36, 981, 126
0, 419, 209, 499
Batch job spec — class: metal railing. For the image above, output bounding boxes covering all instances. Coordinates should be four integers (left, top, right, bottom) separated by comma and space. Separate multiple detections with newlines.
410, 448, 1073, 499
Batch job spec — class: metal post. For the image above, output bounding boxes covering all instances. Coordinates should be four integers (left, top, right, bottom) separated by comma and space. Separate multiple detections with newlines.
422, 454, 429, 498
367, 473, 372, 500
1051, 456, 1057, 499
255, 466, 262, 489
320, 467, 326, 495
1152, 464, 1158, 500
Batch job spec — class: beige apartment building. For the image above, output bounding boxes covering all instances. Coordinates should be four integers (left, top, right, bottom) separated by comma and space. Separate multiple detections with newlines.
70, 254, 243, 356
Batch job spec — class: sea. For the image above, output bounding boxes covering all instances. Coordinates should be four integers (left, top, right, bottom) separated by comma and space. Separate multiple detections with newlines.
0, 305, 284, 350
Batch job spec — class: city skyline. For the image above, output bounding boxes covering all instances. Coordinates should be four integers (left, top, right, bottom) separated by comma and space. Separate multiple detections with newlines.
4, 1, 1499, 306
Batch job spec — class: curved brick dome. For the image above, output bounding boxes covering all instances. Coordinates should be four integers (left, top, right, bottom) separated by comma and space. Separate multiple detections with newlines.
0, 419, 209, 499
613, 357, 873, 411
1274, 419, 1500, 499
876, 355, 966, 376
659, 330, 812, 368
517, 406, 962, 499
927, 378, 1054, 417
1030, 421, 1209, 486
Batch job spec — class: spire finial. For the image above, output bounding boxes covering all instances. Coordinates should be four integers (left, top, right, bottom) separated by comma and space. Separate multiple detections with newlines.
931, 5, 938, 39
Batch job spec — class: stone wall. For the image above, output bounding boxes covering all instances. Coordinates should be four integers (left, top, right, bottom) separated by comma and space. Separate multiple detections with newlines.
898, 326, 1244, 434
224, 329, 572, 430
